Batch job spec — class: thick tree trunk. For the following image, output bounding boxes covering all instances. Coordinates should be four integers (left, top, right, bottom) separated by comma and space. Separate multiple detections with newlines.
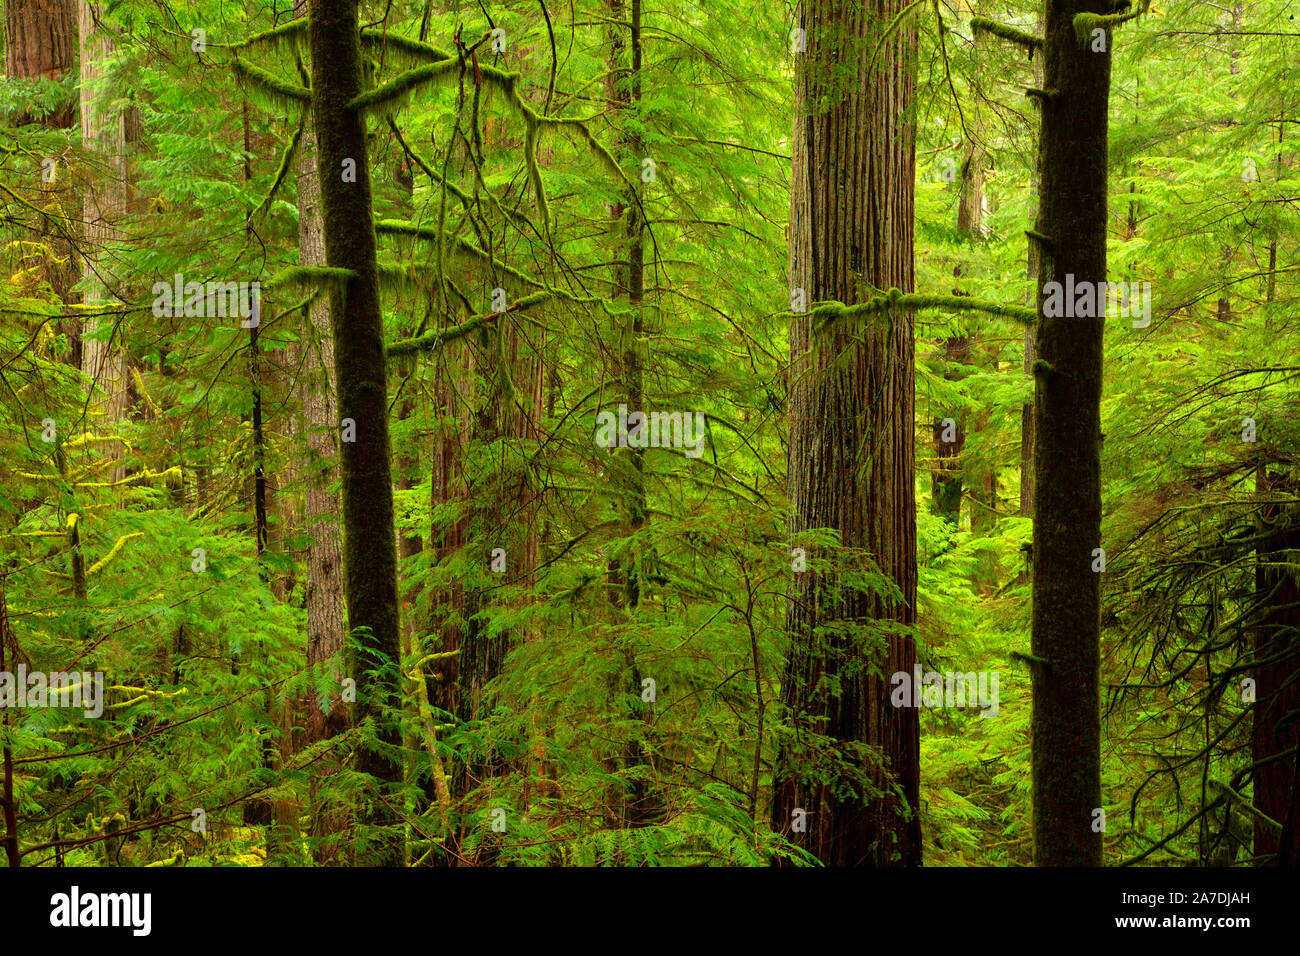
6, 0, 76, 126
1029, 0, 1110, 867
772, 0, 920, 867
1252, 471, 1300, 866
6, 0, 78, 323
308, 0, 403, 866
294, 101, 351, 865
78, 1, 130, 467
1020, 10, 1045, 523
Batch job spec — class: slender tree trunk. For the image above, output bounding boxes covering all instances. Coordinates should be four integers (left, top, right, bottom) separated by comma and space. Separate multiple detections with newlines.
773, 0, 920, 867
0, 582, 19, 867
602, 0, 656, 833
933, 138, 985, 525
308, 0, 404, 866
931, 335, 967, 525
1029, 0, 1110, 867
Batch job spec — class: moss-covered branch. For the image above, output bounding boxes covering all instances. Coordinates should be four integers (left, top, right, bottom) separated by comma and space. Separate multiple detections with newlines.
348, 59, 459, 114
376, 219, 546, 291
359, 29, 452, 66
263, 265, 357, 297
349, 32, 635, 218
232, 19, 307, 52
375, 219, 630, 317
386, 291, 552, 358
1074, 0, 1151, 45
970, 16, 1043, 52
810, 288, 1036, 327
87, 533, 145, 576
73, 466, 182, 489
231, 56, 310, 106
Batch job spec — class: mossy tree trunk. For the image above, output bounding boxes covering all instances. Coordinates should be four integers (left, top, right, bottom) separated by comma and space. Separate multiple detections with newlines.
1021, 9, 1044, 524
772, 0, 921, 867
308, 0, 403, 866
603, 0, 657, 834
1029, 0, 1110, 868
1252, 470, 1300, 866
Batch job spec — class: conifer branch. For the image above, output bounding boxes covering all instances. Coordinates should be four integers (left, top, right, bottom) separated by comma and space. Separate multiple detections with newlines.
1074, 0, 1151, 45
230, 56, 311, 105
810, 289, 1037, 327
386, 292, 552, 358
970, 16, 1043, 52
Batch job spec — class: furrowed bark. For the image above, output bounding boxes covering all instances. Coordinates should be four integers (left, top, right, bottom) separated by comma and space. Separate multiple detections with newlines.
292, 0, 350, 865
773, 0, 921, 867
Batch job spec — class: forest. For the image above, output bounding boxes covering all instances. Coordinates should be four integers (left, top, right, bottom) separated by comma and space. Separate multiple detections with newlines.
0, 0, 1296, 870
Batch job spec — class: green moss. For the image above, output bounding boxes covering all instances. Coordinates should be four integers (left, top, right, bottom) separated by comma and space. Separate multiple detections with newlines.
970, 16, 1043, 52
348, 59, 458, 116
809, 289, 1037, 327
231, 57, 310, 109
358, 29, 452, 66
1025, 229, 1055, 249
386, 292, 551, 359
232, 19, 307, 54
523, 109, 550, 240
1072, 0, 1150, 45
264, 265, 356, 297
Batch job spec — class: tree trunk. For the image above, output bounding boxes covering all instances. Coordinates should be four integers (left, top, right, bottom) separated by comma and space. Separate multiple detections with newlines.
1, 581, 19, 867
930, 335, 967, 525
1029, 0, 1110, 867
1252, 470, 1300, 865
6, 0, 78, 335
78, 1, 130, 470
1020, 9, 1045, 524
308, 0, 404, 866
293, 87, 351, 865
6, 0, 76, 127
773, 0, 920, 867
603, 0, 656, 833
933, 139, 985, 525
